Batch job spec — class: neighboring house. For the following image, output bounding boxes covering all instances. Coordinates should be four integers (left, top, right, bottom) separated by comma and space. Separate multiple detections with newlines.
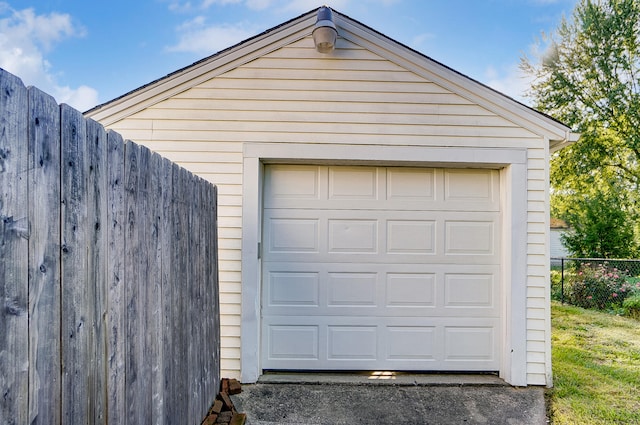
86, 7, 577, 386
550, 218, 571, 261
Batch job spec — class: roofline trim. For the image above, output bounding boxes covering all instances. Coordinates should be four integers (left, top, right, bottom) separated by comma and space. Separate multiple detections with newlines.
86, 7, 575, 146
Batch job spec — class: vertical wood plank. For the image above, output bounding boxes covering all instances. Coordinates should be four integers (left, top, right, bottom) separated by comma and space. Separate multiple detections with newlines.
106, 131, 125, 424
209, 184, 220, 399
86, 118, 108, 423
173, 165, 189, 421
188, 172, 201, 424
27, 86, 62, 425
210, 183, 221, 402
136, 144, 152, 423
124, 140, 143, 425
161, 158, 174, 424
60, 104, 90, 424
148, 152, 164, 425
0, 68, 29, 425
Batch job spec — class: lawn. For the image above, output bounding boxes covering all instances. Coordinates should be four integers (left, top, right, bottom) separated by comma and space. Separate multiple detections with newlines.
549, 303, 640, 424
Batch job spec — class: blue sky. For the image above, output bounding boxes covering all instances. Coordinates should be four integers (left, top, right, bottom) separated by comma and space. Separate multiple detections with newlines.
0, 0, 577, 111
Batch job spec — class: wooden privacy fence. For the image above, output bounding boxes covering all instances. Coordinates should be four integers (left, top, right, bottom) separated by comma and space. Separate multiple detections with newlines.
0, 69, 220, 424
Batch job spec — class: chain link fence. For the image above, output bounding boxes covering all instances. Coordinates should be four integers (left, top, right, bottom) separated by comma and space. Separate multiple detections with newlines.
551, 258, 640, 317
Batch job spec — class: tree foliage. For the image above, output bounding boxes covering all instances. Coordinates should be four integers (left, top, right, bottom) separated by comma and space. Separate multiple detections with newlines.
561, 191, 637, 258
522, 0, 640, 257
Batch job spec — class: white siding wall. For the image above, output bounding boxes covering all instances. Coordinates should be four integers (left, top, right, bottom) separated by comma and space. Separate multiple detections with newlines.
551, 229, 570, 259
105, 35, 551, 384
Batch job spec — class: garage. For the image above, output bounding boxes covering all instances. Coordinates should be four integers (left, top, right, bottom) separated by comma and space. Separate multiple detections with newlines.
261, 164, 502, 371
88, 6, 577, 385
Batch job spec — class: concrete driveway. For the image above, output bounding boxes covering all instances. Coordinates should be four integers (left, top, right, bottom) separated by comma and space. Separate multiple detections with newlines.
230, 373, 547, 425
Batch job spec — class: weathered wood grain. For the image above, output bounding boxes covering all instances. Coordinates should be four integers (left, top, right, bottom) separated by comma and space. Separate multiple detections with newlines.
188, 171, 201, 425
106, 130, 126, 425
27, 85, 62, 425
0, 67, 29, 425
124, 140, 143, 425
60, 103, 90, 424
173, 165, 189, 421
161, 158, 175, 424
136, 143, 152, 423
1, 69, 220, 425
86, 118, 108, 423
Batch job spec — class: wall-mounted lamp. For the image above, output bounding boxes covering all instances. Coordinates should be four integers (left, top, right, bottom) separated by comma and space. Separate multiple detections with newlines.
313, 6, 337, 53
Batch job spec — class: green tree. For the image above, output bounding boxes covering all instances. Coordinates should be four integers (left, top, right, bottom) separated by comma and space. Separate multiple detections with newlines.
522, 0, 640, 257
560, 191, 637, 258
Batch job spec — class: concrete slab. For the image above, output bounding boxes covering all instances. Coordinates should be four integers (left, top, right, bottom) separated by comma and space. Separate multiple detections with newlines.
257, 372, 509, 386
231, 374, 547, 425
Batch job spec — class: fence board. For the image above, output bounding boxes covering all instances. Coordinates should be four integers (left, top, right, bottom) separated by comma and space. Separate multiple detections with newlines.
149, 151, 164, 424
0, 68, 29, 425
173, 165, 189, 421
124, 140, 143, 425
60, 103, 91, 423
161, 158, 175, 424
210, 184, 221, 398
204, 185, 220, 398
106, 131, 126, 424
87, 118, 108, 423
136, 144, 152, 422
27, 86, 62, 425
0, 69, 220, 425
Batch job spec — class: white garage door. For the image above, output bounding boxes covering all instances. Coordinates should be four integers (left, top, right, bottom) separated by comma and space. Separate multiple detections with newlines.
261, 165, 501, 371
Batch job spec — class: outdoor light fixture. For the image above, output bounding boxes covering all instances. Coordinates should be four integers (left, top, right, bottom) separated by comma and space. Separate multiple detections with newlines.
313, 6, 337, 53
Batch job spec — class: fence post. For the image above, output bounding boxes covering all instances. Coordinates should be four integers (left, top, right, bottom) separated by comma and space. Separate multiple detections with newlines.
561, 258, 565, 305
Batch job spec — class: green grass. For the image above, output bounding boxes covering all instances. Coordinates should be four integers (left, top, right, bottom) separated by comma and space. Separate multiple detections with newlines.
549, 303, 640, 424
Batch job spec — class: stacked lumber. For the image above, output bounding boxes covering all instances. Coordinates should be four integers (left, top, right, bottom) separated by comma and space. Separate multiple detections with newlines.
201, 379, 246, 425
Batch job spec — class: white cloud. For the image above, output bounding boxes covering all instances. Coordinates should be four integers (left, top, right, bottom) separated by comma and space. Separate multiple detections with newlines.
0, 3, 98, 110
278, 0, 349, 14
484, 63, 534, 105
55, 85, 100, 112
244, 0, 272, 10
201, 0, 243, 8
411, 32, 435, 49
167, 16, 258, 54
165, 0, 398, 56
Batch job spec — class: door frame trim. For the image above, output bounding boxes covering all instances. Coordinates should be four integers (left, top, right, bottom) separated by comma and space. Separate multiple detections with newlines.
241, 143, 528, 385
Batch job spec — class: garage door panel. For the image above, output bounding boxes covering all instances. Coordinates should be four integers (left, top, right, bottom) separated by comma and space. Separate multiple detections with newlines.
263, 209, 500, 264
386, 167, 436, 201
262, 316, 500, 370
385, 326, 438, 360
328, 166, 380, 200
328, 325, 378, 360
262, 164, 501, 372
444, 274, 495, 308
267, 325, 319, 360
328, 219, 378, 253
387, 220, 436, 254
385, 272, 436, 307
265, 165, 321, 201
266, 271, 319, 307
263, 264, 500, 317
444, 169, 499, 205
265, 166, 498, 212
327, 272, 378, 307
268, 218, 319, 253
444, 326, 496, 362
445, 220, 495, 255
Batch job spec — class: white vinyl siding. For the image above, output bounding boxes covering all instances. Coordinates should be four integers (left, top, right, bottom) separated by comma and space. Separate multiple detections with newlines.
100, 27, 557, 384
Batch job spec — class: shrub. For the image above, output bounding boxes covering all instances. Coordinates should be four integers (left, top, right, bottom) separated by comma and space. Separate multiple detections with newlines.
550, 270, 564, 302
565, 262, 634, 310
623, 294, 640, 320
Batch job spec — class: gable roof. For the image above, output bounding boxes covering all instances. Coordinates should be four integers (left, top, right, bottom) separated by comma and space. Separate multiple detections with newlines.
85, 7, 578, 151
